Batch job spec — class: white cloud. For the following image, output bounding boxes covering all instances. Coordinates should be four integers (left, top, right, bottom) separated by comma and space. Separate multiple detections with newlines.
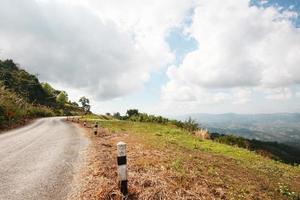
258, 0, 268, 5
162, 0, 300, 106
264, 88, 292, 100
0, 0, 193, 100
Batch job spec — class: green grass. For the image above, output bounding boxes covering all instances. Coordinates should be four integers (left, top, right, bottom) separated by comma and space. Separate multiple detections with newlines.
83, 118, 300, 199
87, 119, 300, 174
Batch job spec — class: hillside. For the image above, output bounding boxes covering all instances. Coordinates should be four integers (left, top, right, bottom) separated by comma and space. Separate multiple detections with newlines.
177, 113, 300, 149
0, 59, 84, 129
71, 117, 300, 200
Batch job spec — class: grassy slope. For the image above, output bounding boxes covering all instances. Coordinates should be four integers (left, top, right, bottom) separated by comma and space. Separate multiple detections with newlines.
0, 85, 55, 129
0, 59, 85, 129
82, 118, 300, 199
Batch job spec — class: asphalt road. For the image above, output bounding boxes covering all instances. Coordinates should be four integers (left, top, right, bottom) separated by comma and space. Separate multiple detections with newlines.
0, 117, 88, 200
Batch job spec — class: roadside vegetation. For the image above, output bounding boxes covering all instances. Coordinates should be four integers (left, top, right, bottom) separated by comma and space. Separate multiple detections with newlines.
210, 133, 300, 165
0, 85, 54, 128
111, 109, 200, 132
0, 59, 88, 129
83, 109, 300, 165
75, 116, 300, 199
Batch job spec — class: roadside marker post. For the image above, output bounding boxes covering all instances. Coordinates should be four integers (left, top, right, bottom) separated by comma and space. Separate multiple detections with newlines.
83, 121, 86, 127
117, 142, 128, 196
93, 122, 98, 135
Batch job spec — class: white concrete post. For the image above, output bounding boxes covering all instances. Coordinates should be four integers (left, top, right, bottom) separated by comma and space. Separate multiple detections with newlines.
93, 123, 98, 135
83, 121, 86, 127
117, 142, 128, 196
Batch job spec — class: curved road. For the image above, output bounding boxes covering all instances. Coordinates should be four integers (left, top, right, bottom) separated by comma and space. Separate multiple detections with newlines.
0, 117, 88, 200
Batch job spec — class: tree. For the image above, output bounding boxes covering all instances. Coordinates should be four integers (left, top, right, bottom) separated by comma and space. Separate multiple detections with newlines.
79, 96, 90, 113
126, 109, 139, 117
70, 101, 79, 107
184, 117, 199, 132
56, 91, 68, 107
113, 112, 121, 119
41, 82, 55, 96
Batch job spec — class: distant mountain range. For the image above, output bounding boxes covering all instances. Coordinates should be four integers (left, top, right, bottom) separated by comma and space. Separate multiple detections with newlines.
176, 113, 300, 149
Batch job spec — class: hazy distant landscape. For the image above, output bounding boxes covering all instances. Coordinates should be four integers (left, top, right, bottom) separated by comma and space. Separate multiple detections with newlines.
179, 113, 300, 149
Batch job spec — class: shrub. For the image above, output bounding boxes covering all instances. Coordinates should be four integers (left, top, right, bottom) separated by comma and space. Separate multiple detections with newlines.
120, 109, 200, 132
26, 105, 54, 117
0, 85, 54, 128
214, 135, 250, 149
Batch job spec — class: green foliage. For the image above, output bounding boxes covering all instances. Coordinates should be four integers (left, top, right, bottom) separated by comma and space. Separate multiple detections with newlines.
128, 112, 169, 124
41, 82, 55, 97
56, 91, 68, 107
0, 59, 86, 128
0, 59, 55, 105
277, 183, 299, 200
126, 109, 139, 117
113, 112, 121, 119
210, 132, 300, 164
170, 117, 199, 132
214, 134, 250, 149
115, 109, 200, 132
0, 85, 54, 128
79, 96, 91, 113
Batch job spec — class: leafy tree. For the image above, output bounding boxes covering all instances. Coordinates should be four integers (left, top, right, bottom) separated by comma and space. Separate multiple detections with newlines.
0, 59, 86, 124
70, 101, 79, 107
126, 109, 139, 117
79, 96, 90, 113
0, 59, 51, 105
41, 82, 55, 96
56, 91, 68, 107
113, 112, 121, 119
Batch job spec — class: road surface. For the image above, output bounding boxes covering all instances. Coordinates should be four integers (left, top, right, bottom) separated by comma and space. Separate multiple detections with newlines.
0, 117, 88, 200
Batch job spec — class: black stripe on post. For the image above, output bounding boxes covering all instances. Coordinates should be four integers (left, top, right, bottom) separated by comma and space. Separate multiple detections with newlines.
120, 180, 128, 195
117, 142, 128, 197
94, 124, 98, 135
117, 156, 127, 165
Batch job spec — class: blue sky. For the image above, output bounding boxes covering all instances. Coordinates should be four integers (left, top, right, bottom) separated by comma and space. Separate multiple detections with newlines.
113, 0, 300, 115
1, 0, 300, 115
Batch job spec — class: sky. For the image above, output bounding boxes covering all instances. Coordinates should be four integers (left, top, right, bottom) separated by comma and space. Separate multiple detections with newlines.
0, 0, 300, 115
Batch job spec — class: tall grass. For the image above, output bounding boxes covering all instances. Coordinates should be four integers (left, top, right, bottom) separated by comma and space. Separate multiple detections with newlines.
0, 85, 54, 129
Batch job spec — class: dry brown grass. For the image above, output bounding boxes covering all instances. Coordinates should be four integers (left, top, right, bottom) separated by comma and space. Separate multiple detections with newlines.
69, 120, 300, 200
70, 121, 213, 200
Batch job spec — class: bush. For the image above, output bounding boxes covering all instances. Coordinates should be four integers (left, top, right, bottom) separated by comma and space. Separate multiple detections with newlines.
26, 106, 54, 117
170, 117, 199, 132
214, 135, 250, 149
210, 132, 300, 164
120, 109, 200, 132
0, 85, 54, 128
128, 112, 169, 125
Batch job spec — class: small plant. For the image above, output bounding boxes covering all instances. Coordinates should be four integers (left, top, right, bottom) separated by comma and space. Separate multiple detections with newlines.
277, 182, 298, 200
